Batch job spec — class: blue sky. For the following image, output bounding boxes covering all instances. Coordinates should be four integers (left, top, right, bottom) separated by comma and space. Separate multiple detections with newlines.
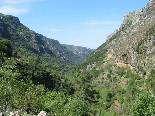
0, 0, 148, 49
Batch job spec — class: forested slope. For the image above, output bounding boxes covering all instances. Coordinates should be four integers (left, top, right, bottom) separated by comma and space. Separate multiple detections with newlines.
0, 13, 90, 72
2, 0, 155, 116
66, 0, 155, 115
62, 44, 95, 63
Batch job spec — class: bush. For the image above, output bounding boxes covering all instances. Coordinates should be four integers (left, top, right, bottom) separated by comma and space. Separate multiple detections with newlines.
0, 39, 12, 56
131, 93, 155, 116
64, 97, 89, 116
42, 91, 68, 116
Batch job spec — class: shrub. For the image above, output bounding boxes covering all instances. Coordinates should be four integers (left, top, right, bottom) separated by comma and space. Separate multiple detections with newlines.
131, 93, 155, 116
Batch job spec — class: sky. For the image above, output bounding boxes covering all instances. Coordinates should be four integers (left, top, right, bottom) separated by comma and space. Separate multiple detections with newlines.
0, 0, 148, 49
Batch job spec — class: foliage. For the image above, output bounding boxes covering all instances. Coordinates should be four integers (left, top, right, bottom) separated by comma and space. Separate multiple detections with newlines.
42, 91, 68, 115
0, 53, 74, 114
0, 39, 12, 57
75, 72, 99, 102
2, 4, 155, 115
0, 14, 92, 73
116, 67, 125, 77
64, 97, 89, 116
131, 93, 155, 116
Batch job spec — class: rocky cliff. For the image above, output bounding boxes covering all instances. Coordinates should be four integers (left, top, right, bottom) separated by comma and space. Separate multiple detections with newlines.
1, 1, 155, 115
98, 0, 155, 67
72, 1, 155, 114
77, 0, 155, 74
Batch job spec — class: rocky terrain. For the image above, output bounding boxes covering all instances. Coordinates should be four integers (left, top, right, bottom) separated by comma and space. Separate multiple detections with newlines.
72, 0, 155, 115
0, 111, 48, 116
83, 0, 155, 70
1, 0, 155, 116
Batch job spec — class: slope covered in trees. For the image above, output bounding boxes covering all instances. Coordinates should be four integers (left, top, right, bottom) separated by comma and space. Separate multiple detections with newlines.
66, 0, 155, 115
2, 0, 155, 116
62, 44, 95, 63
0, 39, 75, 115
0, 13, 93, 72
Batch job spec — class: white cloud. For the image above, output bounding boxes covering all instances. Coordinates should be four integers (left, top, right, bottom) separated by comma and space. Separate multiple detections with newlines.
0, 0, 43, 15
49, 28, 60, 32
0, 6, 28, 15
81, 20, 122, 25
2, 0, 42, 4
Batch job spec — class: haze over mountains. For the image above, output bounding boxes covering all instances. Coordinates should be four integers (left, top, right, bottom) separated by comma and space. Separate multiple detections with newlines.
1, 0, 155, 116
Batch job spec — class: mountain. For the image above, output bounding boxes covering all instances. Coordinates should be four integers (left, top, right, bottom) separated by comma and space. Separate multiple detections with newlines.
69, 0, 155, 115
2, 0, 155, 115
0, 13, 91, 71
78, 0, 155, 71
62, 44, 95, 63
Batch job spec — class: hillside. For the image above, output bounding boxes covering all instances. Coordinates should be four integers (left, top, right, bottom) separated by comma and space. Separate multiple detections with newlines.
62, 44, 95, 63
0, 13, 90, 72
69, 0, 155, 115
78, 0, 155, 72
2, 0, 155, 116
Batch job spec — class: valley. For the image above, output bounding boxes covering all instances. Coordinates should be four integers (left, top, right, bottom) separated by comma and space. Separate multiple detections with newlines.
1, 0, 155, 116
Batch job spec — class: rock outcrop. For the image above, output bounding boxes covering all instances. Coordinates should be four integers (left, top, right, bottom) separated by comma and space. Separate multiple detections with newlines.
82, 0, 155, 73
37, 111, 48, 116
105, 0, 155, 67
148, 0, 155, 5
123, 0, 155, 25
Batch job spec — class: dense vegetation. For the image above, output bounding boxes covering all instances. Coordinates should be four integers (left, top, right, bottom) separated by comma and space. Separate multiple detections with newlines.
2, 1, 155, 115
1, 37, 155, 116
0, 13, 92, 73
62, 44, 95, 64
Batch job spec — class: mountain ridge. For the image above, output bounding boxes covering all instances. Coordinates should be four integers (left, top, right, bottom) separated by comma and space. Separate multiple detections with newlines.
2, 0, 155, 115
70, 0, 155, 115
62, 44, 95, 63
92, 0, 155, 68
0, 13, 93, 71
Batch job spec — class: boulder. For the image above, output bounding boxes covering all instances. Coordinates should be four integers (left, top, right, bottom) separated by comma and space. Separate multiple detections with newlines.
0, 113, 5, 116
37, 111, 48, 116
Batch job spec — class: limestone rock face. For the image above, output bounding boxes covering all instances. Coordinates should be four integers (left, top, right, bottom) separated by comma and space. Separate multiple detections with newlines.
148, 0, 155, 5
37, 111, 48, 116
87, 63, 96, 71
84, 0, 155, 73
103, 0, 155, 67
106, 29, 118, 41
123, 0, 155, 25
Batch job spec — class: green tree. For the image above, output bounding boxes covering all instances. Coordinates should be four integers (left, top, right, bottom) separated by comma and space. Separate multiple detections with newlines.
42, 91, 68, 115
0, 39, 12, 57
0, 64, 20, 111
64, 97, 89, 116
76, 72, 98, 102
131, 93, 155, 116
